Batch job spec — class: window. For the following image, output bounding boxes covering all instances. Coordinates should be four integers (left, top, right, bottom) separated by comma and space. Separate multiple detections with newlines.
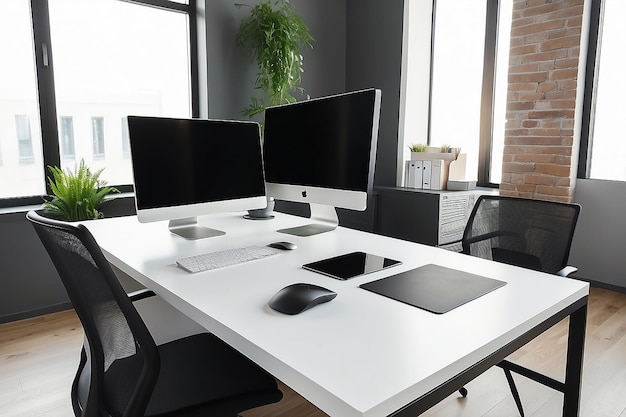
399, 0, 512, 186
59, 116, 75, 160
0, 0, 198, 206
15, 115, 35, 162
489, 0, 513, 184
429, 0, 488, 180
121, 117, 130, 158
580, 0, 626, 181
0, 0, 45, 199
91, 117, 105, 159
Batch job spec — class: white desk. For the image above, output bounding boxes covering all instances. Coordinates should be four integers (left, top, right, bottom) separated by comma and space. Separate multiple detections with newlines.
84, 212, 588, 417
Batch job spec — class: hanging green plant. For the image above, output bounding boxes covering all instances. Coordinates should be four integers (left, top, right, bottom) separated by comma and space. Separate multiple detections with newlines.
235, 0, 315, 118
42, 159, 119, 221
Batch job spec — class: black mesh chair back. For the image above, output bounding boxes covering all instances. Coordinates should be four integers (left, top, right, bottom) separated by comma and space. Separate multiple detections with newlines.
462, 196, 580, 275
459, 196, 581, 416
27, 210, 282, 417
28, 210, 159, 416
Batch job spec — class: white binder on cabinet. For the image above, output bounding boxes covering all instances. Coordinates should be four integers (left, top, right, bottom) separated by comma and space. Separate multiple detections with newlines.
405, 161, 415, 188
405, 160, 423, 189
422, 160, 432, 190
430, 159, 447, 190
414, 160, 423, 189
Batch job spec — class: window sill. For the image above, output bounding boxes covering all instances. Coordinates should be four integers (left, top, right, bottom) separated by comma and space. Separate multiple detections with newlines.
0, 192, 135, 216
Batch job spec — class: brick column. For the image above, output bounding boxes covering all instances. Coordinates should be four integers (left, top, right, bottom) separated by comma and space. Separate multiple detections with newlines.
500, 0, 585, 203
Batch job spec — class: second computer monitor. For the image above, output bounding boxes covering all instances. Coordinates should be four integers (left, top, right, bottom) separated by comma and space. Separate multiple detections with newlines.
127, 116, 267, 239
262, 88, 382, 236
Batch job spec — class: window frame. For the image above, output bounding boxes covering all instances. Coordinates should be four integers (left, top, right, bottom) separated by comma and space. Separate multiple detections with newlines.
91, 117, 106, 159
59, 116, 75, 160
121, 117, 131, 159
15, 115, 35, 163
434, 0, 501, 187
0, 0, 199, 208
578, 0, 604, 179
477, 0, 499, 186
398, 0, 506, 189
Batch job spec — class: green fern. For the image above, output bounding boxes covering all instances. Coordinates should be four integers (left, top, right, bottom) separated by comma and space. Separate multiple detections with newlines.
42, 159, 119, 221
236, 0, 314, 118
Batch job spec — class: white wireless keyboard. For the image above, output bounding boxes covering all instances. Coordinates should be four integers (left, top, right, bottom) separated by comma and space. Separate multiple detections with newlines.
176, 245, 282, 273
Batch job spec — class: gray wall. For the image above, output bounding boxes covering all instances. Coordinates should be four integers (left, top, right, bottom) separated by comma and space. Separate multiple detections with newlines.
201, 0, 405, 232
203, 0, 347, 120
202, 0, 404, 190
0, 197, 136, 323
346, 0, 404, 189
0, 211, 70, 322
570, 179, 626, 290
341, 0, 404, 231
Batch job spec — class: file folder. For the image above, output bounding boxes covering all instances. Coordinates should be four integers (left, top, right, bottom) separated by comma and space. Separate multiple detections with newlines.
422, 160, 432, 190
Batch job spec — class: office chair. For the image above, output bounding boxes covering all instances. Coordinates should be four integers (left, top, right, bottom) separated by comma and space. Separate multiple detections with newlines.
459, 195, 581, 416
27, 210, 283, 417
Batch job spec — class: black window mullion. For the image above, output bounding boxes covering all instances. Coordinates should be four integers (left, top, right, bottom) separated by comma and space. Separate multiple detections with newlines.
578, 0, 603, 179
188, 0, 199, 118
30, 0, 60, 195
478, 0, 499, 187
426, 1, 437, 147
120, 0, 189, 13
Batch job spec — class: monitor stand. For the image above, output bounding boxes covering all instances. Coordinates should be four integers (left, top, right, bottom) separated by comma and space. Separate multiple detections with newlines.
168, 217, 225, 240
277, 203, 339, 237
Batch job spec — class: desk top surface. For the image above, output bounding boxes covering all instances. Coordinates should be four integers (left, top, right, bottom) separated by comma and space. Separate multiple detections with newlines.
84, 212, 588, 417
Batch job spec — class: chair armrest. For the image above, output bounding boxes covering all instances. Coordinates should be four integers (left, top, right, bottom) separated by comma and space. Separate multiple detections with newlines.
438, 239, 464, 253
464, 231, 519, 245
557, 265, 578, 277
127, 288, 156, 302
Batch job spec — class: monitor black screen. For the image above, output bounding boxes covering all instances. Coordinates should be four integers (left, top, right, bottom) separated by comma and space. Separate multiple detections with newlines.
127, 116, 266, 235
263, 88, 380, 195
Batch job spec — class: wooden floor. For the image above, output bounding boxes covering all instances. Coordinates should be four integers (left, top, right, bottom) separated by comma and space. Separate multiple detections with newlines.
1, 287, 625, 417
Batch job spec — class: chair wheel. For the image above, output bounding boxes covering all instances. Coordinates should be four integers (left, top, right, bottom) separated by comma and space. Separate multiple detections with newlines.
459, 387, 468, 397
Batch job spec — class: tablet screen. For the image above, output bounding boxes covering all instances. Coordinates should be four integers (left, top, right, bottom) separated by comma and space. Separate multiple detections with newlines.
303, 252, 401, 280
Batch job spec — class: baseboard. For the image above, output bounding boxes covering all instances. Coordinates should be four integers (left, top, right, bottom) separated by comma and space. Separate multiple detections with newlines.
0, 301, 73, 324
576, 277, 626, 294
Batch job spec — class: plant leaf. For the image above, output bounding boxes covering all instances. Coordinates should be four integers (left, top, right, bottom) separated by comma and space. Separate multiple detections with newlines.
42, 158, 119, 221
236, 0, 314, 119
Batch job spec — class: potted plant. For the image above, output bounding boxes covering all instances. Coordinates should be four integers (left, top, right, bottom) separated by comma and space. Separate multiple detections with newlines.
235, 0, 314, 218
42, 159, 119, 221
408, 143, 427, 160
235, 0, 315, 119
408, 143, 427, 153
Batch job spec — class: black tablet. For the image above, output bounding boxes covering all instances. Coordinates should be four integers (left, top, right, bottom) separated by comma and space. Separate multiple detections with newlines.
303, 251, 402, 280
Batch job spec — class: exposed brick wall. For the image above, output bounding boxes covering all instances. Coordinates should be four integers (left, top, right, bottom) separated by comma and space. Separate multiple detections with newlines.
500, 0, 585, 202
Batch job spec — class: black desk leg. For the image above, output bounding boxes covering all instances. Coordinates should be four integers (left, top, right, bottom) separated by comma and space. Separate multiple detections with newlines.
562, 301, 587, 416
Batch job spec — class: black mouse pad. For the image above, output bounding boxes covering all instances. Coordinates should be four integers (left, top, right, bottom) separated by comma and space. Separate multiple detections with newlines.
303, 251, 402, 280
360, 264, 506, 314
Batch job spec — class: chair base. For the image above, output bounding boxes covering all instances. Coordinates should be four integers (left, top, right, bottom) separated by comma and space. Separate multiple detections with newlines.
458, 367, 525, 416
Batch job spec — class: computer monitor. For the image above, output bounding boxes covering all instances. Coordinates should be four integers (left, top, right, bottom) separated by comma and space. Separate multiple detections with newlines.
262, 88, 382, 236
127, 116, 267, 239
